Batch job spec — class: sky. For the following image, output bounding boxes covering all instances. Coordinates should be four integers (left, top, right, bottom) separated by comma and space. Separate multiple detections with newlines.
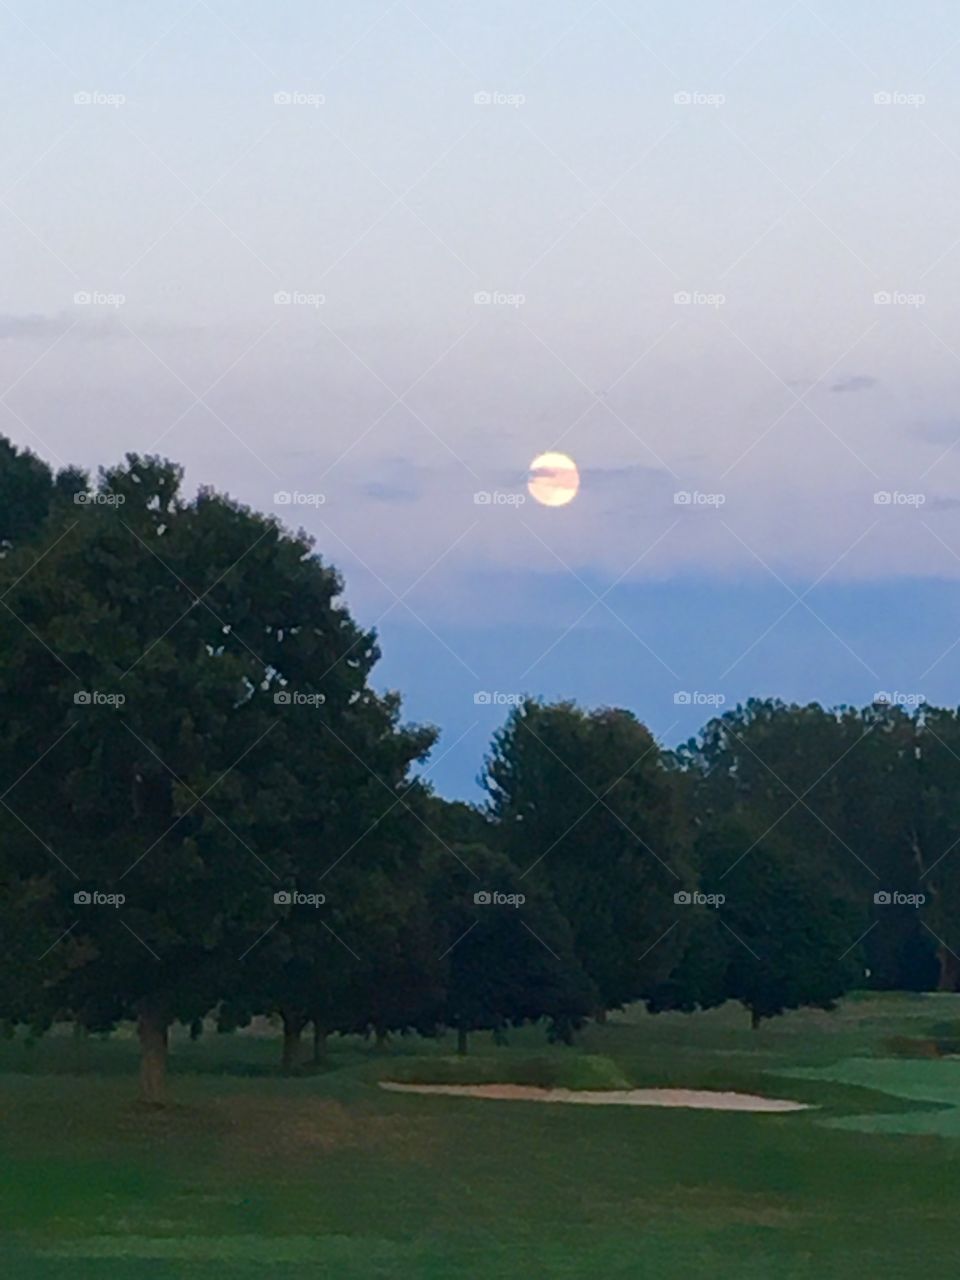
3, 1, 960, 796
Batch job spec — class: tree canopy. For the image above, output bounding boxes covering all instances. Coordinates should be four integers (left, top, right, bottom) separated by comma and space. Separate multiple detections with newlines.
3, 435, 959, 1099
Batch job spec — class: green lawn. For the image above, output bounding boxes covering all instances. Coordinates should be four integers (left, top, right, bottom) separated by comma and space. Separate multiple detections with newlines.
2, 995, 960, 1277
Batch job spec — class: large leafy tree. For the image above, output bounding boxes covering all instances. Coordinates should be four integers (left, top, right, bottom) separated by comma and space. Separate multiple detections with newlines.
426, 843, 596, 1054
483, 701, 690, 1013
913, 708, 960, 989
682, 699, 934, 990
225, 742, 439, 1072
0, 435, 86, 551
649, 820, 861, 1026
0, 451, 428, 1101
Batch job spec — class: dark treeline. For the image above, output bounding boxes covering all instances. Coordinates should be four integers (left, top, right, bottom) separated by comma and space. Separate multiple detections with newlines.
0, 438, 955, 1100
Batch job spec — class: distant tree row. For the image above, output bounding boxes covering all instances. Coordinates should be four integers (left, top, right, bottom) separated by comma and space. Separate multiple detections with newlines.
0, 436, 954, 1102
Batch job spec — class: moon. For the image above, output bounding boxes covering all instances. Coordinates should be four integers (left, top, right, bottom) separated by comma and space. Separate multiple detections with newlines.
527, 452, 580, 507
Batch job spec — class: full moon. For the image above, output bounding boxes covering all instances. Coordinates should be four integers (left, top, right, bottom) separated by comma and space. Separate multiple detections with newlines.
527, 452, 580, 507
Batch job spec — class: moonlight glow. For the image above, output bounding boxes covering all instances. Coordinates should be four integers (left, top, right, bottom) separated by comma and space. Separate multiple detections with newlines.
527, 452, 580, 507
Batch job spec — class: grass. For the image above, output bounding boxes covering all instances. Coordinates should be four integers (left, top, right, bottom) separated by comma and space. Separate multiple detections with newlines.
2, 995, 960, 1276
383, 1050, 632, 1090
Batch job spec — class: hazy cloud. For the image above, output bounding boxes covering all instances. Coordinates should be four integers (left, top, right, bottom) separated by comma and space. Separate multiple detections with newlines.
830, 375, 878, 393
585, 463, 672, 486
0, 313, 71, 340
357, 457, 427, 505
911, 420, 960, 444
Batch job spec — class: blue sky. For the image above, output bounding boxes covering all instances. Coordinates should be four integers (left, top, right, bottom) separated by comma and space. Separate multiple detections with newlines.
3, 1, 960, 795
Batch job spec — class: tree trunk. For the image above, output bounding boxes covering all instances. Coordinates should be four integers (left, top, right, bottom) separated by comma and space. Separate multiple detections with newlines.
594, 1008, 608, 1024
750, 1008, 762, 1030
312, 1024, 327, 1064
137, 1007, 169, 1105
457, 1026, 468, 1056
937, 945, 959, 992
374, 1028, 389, 1052
281, 1012, 305, 1073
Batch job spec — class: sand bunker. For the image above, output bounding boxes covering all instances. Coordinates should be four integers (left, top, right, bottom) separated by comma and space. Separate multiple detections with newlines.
380, 1082, 810, 1112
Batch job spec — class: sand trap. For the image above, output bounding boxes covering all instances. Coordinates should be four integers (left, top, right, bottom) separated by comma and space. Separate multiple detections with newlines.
380, 1082, 810, 1112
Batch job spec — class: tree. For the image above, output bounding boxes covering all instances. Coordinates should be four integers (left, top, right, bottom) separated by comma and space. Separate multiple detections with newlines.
483, 701, 690, 1013
650, 820, 861, 1027
913, 708, 960, 989
681, 698, 934, 990
0, 451, 424, 1101
424, 795, 494, 845
427, 843, 596, 1053
0, 434, 87, 551
228, 676, 437, 1071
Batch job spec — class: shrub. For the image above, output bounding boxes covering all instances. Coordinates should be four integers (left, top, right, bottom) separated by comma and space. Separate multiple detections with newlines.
384, 1052, 631, 1091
